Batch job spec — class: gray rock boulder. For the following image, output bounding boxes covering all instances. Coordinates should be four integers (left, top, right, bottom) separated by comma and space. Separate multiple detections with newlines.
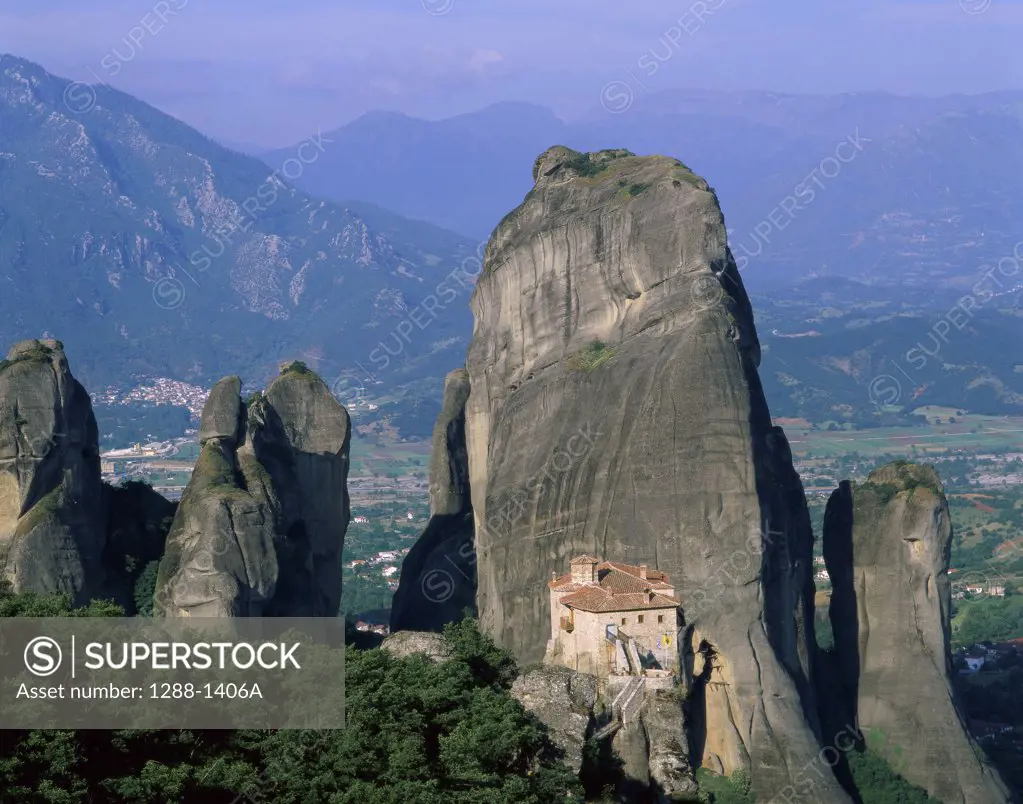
380, 631, 452, 663
198, 375, 242, 444
511, 664, 598, 775
154, 363, 350, 617
824, 462, 1011, 803
0, 340, 106, 603
398, 147, 845, 800
641, 690, 699, 801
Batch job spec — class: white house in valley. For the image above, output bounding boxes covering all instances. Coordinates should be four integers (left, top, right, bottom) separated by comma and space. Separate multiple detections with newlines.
545, 555, 682, 679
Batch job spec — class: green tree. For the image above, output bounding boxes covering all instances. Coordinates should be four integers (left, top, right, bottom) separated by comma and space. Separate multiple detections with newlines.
0, 613, 578, 803
847, 747, 940, 803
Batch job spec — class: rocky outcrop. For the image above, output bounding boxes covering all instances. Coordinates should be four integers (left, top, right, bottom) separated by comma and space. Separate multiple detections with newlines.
397, 147, 847, 800
511, 665, 597, 775
390, 369, 476, 631
380, 631, 452, 662
154, 363, 350, 617
641, 690, 698, 800
0, 340, 106, 603
824, 462, 1010, 803
607, 689, 699, 802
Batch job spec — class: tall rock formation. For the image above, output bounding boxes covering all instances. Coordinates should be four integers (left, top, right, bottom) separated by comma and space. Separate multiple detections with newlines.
155, 362, 350, 617
0, 339, 106, 603
397, 147, 848, 800
390, 369, 476, 629
824, 462, 1010, 803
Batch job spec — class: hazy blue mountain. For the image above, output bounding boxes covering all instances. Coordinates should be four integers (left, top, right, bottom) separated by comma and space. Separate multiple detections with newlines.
213, 137, 264, 156
0, 55, 477, 413
266, 90, 1023, 291
753, 279, 1023, 422
263, 102, 566, 240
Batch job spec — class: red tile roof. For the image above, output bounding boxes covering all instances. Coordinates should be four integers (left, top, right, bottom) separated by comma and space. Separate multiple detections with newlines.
558, 587, 680, 613
549, 556, 679, 613
550, 561, 673, 591
602, 561, 669, 583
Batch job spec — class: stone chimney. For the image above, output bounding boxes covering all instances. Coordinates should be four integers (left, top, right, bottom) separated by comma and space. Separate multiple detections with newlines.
639, 564, 648, 580
551, 570, 558, 582
570, 555, 599, 584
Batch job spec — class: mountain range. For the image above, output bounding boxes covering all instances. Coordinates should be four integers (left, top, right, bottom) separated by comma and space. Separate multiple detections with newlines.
4, 53, 1023, 439
264, 91, 1023, 291
0, 55, 477, 418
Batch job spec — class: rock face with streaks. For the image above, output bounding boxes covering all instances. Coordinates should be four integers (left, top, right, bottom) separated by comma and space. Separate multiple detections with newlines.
824, 462, 1011, 803
397, 147, 849, 800
155, 363, 350, 617
0, 340, 107, 603
390, 368, 476, 631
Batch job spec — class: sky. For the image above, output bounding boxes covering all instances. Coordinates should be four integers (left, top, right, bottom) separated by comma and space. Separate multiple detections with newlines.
1, 0, 1021, 147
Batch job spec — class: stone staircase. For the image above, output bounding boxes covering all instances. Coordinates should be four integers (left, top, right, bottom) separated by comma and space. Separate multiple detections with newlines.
591, 628, 658, 741
593, 676, 646, 741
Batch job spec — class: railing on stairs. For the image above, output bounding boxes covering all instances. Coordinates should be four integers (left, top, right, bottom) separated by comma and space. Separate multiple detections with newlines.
593, 676, 646, 742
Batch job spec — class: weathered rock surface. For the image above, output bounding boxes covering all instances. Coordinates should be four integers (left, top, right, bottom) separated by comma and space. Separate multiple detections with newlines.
380, 631, 452, 662
0, 340, 106, 603
824, 462, 1011, 803
510, 664, 597, 775
641, 690, 698, 800
198, 375, 242, 444
155, 364, 350, 617
390, 369, 476, 631
398, 147, 846, 800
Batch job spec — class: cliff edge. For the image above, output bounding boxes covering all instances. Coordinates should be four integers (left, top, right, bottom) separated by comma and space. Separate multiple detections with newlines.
0, 339, 106, 603
824, 462, 1011, 803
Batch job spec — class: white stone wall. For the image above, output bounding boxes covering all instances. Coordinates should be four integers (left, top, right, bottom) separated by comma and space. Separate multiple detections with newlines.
546, 592, 681, 676
615, 608, 681, 672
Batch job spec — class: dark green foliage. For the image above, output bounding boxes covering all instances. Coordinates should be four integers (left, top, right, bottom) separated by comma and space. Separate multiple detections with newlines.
560, 149, 635, 180
567, 340, 615, 372
0, 582, 124, 618
0, 614, 579, 803
694, 768, 755, 803
563, 152, 604, 177
132, 560, 161, 616
280, 360, 314, 376
846, 747, 940, 803
953, 595, 1023, 647
442, 615, 519, 688
616, 179, 650, 197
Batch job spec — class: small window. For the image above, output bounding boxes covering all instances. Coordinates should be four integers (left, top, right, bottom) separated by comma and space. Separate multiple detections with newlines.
657, 615, 664, 624
638, 614, 645, 624
621, 617, 627, 625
